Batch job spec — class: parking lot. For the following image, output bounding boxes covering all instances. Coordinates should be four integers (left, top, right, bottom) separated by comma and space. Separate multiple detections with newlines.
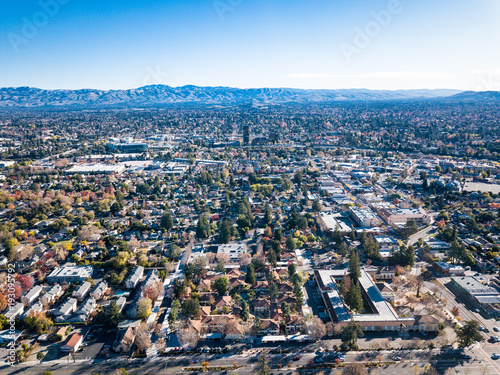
304, 278, 327, 320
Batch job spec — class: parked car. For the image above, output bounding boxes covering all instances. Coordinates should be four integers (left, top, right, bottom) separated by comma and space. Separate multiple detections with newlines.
315, 357, 324, 363
493, 326, 499, 332
485, 327, 491, 333
293, 356, 301, 361
394, 356, 402, 361
492, 353, 500, 360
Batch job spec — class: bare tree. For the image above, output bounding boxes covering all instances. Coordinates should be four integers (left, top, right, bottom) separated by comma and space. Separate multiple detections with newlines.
238, 253, 252, 267
177, 324, 199, 350
153, 323, 162, 336
309, 317, 326, 341
135, 323, 152, 352
342, 363, 367, 375
216, 252, 230, 264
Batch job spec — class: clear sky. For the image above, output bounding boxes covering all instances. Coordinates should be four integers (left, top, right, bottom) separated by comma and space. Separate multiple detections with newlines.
1, 0, 499, 91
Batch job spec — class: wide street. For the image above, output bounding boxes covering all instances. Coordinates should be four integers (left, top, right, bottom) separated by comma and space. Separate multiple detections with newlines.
4, 345, 500, 375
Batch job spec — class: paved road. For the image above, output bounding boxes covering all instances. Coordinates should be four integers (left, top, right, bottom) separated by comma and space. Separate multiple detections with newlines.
407, 225, 436, 246
4, 347, 500, 375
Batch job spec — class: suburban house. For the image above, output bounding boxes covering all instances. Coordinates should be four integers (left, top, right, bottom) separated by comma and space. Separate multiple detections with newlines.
54, 298, 78, 318
21, 285, 43, 306
60, 333, 83, 353
125, 266, 144, 289
41, 284, 63, 305
113, 326, 136, 353
92, 281, 108, 300
5, 303, 24, 320
72, 282, 91, 301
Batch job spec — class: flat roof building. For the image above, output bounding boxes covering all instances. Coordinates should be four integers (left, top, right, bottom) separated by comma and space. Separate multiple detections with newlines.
217, 243, 247, 262
315, 268, 414, 331
47, 265, 93, 283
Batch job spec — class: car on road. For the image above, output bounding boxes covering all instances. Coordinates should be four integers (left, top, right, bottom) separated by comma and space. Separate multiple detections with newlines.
480, 326, 485, 331
315, 357, 324, 363
494, 326, 499, 332
485, 327, 491, 333
293, 356, 301, 361
492, 353, 500, 360
393, 356, 402, 361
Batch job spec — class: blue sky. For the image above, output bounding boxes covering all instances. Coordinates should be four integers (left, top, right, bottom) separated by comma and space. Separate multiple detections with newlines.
1, 0, 499, 90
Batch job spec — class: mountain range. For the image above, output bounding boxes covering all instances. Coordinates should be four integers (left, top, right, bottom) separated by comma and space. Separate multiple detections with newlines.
0, 85, 497, 108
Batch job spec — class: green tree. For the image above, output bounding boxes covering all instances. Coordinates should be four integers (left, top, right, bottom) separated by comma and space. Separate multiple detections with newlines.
255, 348, 271, 375
273, 228, 283, 242
268, 283, 279, 301
345, 283, 363, 312
214, 276, 229, 296
341, 320, 363, 349
181, 298, 201, 317
264, 204, 272, 226
268, 249, 277, 267
281, 301, 291, 318
160, 211, 174, 230
196, 215, 210, 238
312, 198, 322, 212
288, 263, 297, 279
218, 220, 233, 244
455, 320, 483, 347
286, 235, 296, 251
240, 300, 249, 322
348, 250, 361, 284
96, 301, 122, 328
245, 263, 256, 285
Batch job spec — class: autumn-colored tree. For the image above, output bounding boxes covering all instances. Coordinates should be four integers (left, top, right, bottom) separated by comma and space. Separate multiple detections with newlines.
451, 306, 460, 317
0, 292, 7, 312
143, 281, 163, 302
16, 274, 34, 292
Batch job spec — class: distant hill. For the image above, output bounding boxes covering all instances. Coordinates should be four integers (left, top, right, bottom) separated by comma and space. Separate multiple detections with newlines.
0, 85, 472, 108
446, 91, 500, 101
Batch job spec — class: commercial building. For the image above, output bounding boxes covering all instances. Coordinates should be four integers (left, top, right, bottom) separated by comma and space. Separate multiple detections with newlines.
319, 212, 353, 233
47, 266, 93, 283
377, 207, 432, 226
106, 141, 148, 153
314, 268, 415, 331
433, 262, 465, 276
450, 276, 500, 318
349, 207, 383, 228
217, 243, 248, 262
65, 164, 126, 175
